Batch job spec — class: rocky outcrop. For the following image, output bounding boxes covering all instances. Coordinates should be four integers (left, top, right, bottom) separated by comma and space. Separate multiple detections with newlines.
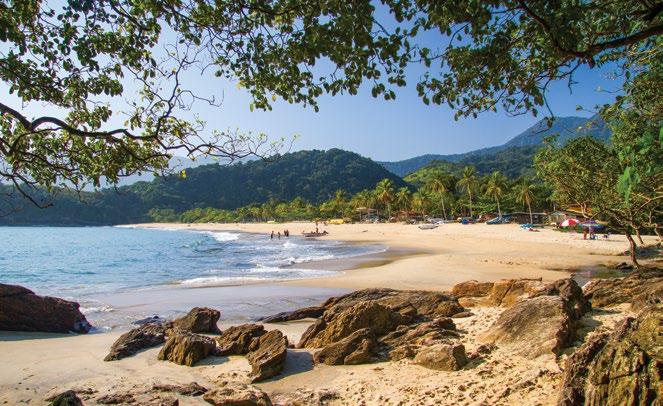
216, 324, 266, 356
247, 330, 288, 382
171, 307, 221, 334
453, 278, 545, 308
203, 382, 272, 406
158, 331, 218, 366
0, 283, 91, 334
104, 323, 170, 361
152, 382, 208, 396
313, 328, 378, 365
298, 301, 405, 348
96, 392, 136, 404
557, 305, 662, 406
531, 278, 592, 319
584, 268, 663, 310
413, 342, 468, 371
46, 390, 84, 406
480, 295, 575, 359
380, 318, 459, 361
258, 306, 326, 323
271, 389, 339, 406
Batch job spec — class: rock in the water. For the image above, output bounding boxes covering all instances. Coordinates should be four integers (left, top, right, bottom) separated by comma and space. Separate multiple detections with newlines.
172, 307, 221, 334
298, 301, 404, 348
531, 278, 591, 319
584, 268, 663, 310
413, 342, 468, 371
0, 283, 91, 333
258, 306, 326, 323
203, 382, 272, 406
158, 331, 218, 366
313, 328, 378, 365
215, 324, 266, 356
46, 390, 84, 406
105, 323, 170, 361
557, 305, 662, 406
152, 382, 208, 396
246, 330, 288, 382
480, 295, 575, 358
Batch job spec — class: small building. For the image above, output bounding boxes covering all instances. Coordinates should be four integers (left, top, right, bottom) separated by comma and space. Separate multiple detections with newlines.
503, 212, 548, 224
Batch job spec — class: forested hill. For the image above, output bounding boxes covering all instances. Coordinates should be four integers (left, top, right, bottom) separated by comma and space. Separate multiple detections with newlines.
0, 149, 406, 225
380, 115, 610, 176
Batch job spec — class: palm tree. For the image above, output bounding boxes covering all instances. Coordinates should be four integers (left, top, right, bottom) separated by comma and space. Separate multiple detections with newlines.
514, 178, 536, 223
426, 171, 450, 220
395, 187, 412, 211
484, 171, 508, 218
457, 166, 478, 218
374, 178, 395, 219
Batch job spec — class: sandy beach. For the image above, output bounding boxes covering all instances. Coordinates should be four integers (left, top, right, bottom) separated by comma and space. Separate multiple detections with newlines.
1, 222, 657, 405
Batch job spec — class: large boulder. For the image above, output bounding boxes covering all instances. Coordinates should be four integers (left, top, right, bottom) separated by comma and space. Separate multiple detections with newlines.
480, 295, 575, 359
104, 323, 170, 361
531, 278, 591, 319
413, 342, 468, 371
258, 306, 326, 323
584, 268, 663, 310
0, 283, 91, 333
158, 331, 218, 366
454, 278, 545, 308
215, 324, 266, 356
246, 330, 288, 382
313, 328, 378, 365
380, 318, 459, 361
298, 301, 404, 348
557, 305, 662, 406
172, 307, 221, 334
203, 382, 272, 406
46, 390, 84, 406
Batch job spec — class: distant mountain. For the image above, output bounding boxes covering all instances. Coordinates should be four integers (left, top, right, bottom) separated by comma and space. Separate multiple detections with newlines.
0, 149, 406, 225
380, 115, 610, 177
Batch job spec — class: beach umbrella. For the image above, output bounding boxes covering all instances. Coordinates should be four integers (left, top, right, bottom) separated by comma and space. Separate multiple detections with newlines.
580, 220, 605, 229
560, 218, 580, 227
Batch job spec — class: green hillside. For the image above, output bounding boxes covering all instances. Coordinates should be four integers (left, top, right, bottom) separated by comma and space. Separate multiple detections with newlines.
0, 149, 406, 225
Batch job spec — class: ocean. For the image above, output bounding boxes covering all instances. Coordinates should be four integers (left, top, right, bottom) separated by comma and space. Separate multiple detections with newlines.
0, 226, 384, 330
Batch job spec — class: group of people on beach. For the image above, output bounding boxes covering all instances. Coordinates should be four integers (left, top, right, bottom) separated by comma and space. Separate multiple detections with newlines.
270, 229, 289, 239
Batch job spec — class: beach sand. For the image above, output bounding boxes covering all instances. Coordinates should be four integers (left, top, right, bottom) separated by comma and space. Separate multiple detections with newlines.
1, 222, 653, 405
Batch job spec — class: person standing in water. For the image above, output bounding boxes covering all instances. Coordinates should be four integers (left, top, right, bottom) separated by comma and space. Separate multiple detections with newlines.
270, 231, 274, 240
277, 231, 281, 239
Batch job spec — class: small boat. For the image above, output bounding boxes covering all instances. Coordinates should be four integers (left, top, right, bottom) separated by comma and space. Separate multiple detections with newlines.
418, 224, 438, 230
302, 231, 329, 237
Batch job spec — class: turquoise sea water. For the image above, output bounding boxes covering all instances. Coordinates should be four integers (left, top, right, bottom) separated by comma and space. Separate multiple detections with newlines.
0, 226, 383, 329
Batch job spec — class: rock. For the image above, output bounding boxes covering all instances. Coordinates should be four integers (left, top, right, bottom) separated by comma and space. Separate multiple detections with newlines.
152, 382, 208, 396
298, 302, 404, 348
531, 278, 591, 319
0, 283, 91, 333
258, 306, 326, 323
451, 280, 494, 298
380, 318, 459, 361
203, 382, 272, 406
557, 305, 662, 406
97, 392, 136, 404
584, 268, 663, 310
46, 390, 84, 406
133, 315, 164, 325
451, 311, 474, 318
172, 307, 221, 334
313, 328, 378, 365
413, 342, 468, 371
158, 331, 218, 366
104, 323, 170, 361
215, 324, 266, 356
270, 388, 339, 405
246, 330, 288, 382
480, 295, 575, 359
455, 278, 545, 308
615, 262, 634, 270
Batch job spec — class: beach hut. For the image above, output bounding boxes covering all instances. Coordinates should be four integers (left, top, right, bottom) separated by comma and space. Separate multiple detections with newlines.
356, 207, 378, 222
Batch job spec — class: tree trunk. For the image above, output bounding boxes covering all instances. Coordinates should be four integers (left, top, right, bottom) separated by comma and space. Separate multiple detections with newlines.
635, 228, 645, 245
468, 191, 473, 218
655, 227, 662, 243
441, 197, 447, 220
625, 232, 640, 267
527, 200, 533, 224
496, 198, 501, 218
